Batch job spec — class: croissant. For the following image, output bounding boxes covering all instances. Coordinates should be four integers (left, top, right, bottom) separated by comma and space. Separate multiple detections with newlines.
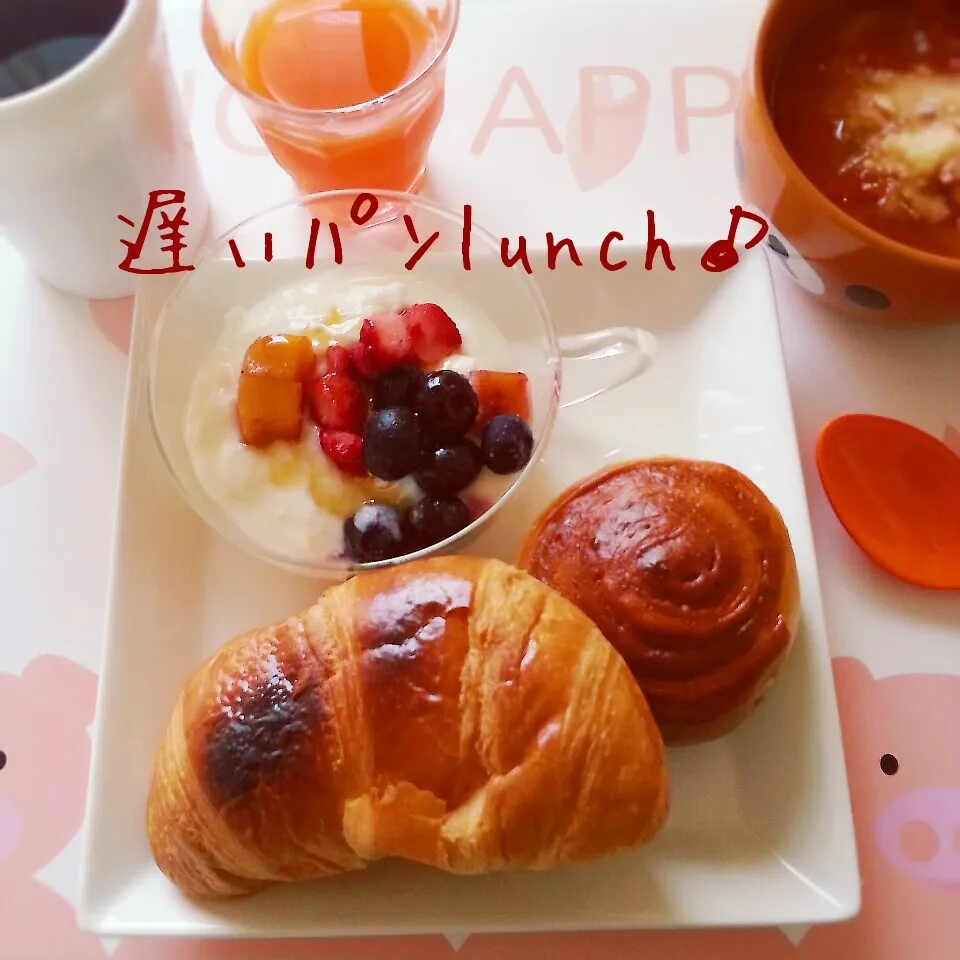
519, 459, 800, 746
147, 557, 669, 900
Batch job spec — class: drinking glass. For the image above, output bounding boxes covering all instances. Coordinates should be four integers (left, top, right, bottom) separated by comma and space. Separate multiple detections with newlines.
148, 190, 657, 580
201, 0, 459, 195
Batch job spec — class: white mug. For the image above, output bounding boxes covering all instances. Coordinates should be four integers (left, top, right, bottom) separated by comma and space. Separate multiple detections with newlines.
0, 0, 209, 300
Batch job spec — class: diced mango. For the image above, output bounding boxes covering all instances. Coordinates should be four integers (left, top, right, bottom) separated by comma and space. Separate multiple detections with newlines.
469, 370, 532, 432
237, 371, 303, 448
241, 334, 316, 381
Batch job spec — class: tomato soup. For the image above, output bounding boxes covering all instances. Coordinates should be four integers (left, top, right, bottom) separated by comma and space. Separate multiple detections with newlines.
231, 0, 447, 194
772, 0, 960, 258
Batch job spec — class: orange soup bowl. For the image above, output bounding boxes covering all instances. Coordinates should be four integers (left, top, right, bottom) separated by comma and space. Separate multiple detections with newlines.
736, 0, 960, 326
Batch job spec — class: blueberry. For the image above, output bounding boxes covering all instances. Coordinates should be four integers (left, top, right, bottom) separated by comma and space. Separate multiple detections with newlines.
405, 496, 471, 551
414, 370, 478, 441
371, 364, 423, 410
481, 414, 534, 474
343, 502, 406, 562
362, 407, 423, 480
418, 421, 439, 457
415, 440, 483, 496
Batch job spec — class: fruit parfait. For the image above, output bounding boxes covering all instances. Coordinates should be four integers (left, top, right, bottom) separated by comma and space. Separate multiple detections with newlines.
183, 278, 534, 568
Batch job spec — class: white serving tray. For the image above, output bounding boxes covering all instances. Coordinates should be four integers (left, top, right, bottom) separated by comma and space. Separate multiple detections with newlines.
78, 246, 860, 938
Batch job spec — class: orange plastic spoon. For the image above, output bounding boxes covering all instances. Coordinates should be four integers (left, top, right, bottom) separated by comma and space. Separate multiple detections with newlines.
816, 414, 960, 590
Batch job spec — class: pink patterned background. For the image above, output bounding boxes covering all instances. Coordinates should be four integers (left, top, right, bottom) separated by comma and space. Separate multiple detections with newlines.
2, 0, 960, 956
1, 649, 959, 959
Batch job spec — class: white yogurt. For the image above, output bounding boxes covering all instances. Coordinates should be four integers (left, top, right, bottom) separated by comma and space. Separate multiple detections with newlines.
183, 272, 517, 564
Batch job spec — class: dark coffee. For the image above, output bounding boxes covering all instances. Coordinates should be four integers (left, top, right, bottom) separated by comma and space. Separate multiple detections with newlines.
0, 0, 126, 99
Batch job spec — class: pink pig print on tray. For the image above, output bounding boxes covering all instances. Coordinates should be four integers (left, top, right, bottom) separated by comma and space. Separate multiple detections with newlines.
88, 297, 135, 356
115, 658, 960, 960
0, 656, 106, 959
791, 658, 960, 960
3, 656, 958, 959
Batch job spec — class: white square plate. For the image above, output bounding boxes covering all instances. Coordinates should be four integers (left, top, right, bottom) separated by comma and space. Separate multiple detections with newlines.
78, 247, 860, 937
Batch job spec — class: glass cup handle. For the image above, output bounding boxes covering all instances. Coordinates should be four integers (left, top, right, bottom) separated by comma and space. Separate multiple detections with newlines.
557, 326, 658, 408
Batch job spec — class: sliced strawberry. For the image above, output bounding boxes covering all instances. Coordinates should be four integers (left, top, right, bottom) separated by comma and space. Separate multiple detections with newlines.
469, 370, 531, 431
401, 303, 462, 366
307, 372, 368, 432
319, 430, 367, 476
325, 343, 351, 375
359, 311, 412, 371
347, 341, 381, 381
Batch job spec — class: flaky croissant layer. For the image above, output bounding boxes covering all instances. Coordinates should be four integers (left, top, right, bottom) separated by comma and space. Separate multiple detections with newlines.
147, 557, 670, 899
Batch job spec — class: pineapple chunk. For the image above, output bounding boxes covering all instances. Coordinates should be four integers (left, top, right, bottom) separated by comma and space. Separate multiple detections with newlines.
302, 325, 332, 351
307, 464, 409, 516
241, 334, 316, 381
266, 444, 307, 486
236, 372, 303, 448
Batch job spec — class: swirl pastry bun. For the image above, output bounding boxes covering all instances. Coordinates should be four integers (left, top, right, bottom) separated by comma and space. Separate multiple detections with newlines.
519, 459, 800, 745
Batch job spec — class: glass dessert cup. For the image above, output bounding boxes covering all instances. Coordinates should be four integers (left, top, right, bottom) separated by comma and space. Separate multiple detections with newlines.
147, 190, 658, 581
200, 0, 460, 195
